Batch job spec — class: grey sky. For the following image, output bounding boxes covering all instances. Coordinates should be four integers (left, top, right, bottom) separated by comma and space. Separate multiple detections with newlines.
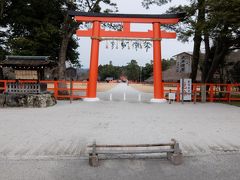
76, 0, 193, 68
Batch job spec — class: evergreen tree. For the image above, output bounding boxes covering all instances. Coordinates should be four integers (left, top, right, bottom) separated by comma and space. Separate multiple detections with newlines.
202, 0, 240, 83
142, 60, 153, 81
125, 60, 140, 81
142, 0, 240, 83
0, 0, 117, 79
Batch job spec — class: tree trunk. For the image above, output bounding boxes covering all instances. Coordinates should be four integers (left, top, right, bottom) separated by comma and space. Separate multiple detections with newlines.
58, 36, 69, 80
57, 14, 77, 80
0, 67, 3, 79
0, 0, 4, 19
190, 33, 202, 82
57, 27, 76, 95
205, 39, 228, 83
202, 31, 210, 82
190, 0, 205, 82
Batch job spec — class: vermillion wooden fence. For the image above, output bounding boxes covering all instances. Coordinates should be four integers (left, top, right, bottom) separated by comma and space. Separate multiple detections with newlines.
163, 83, 240, 102
0, 80, 240, 102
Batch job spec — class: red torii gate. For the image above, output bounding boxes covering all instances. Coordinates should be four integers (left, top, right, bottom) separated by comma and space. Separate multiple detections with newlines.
69, 11, 183, 102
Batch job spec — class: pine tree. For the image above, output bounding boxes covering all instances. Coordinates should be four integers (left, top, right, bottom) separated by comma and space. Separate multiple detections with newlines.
142, 0, 240, 83
0, 0, 118, 79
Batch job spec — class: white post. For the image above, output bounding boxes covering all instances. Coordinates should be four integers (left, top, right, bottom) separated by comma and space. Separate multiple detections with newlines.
138, 93, 141, 102
109, 93, 112, 101
181, 78, 184, 104
123, 92, 126, 101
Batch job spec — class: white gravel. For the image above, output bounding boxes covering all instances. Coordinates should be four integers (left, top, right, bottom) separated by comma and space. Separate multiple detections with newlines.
0, 83, 240, 159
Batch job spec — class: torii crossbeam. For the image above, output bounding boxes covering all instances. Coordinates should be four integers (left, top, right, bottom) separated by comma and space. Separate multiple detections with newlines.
69, 11, 183, 102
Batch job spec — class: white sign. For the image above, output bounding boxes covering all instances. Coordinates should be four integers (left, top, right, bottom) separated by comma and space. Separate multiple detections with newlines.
169, 93, 176, 100
180, 79, 192, 101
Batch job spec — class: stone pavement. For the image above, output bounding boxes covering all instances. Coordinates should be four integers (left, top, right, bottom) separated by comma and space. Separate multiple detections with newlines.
1, 153, 240, 180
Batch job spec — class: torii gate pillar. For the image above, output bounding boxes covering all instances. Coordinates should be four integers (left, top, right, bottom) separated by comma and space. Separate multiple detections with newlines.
150, 22, 166, 103
84, 21, 100, 102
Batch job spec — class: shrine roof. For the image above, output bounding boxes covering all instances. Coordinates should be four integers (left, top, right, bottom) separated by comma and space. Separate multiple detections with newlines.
0, 56, 57, 68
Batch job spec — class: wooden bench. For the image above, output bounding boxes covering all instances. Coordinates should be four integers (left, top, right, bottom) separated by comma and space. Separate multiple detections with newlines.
88, 139, 183, 167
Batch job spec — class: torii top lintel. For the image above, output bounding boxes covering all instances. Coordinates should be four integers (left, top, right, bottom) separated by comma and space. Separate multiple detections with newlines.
69, 11, 184, 24
68, 11, 184, 39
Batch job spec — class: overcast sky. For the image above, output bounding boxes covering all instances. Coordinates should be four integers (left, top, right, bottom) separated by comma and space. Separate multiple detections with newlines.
76, 0, 193, 68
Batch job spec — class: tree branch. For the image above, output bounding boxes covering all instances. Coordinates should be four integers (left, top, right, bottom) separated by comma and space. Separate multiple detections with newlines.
0, 0, 4, 19
91, 0, 101, 12
228, 47, 240, 51
86, 0, 92, 11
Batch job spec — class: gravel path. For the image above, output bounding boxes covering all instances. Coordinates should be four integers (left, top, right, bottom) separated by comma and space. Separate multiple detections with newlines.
0, 83, 240, 159
1, 83, 240, 179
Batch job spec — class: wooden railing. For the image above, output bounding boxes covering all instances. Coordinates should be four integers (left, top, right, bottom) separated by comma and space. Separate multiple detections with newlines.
0, 80, 239, 102
0, 80, 88, 100
163, 83, 240, 102
6, 82, 43, 94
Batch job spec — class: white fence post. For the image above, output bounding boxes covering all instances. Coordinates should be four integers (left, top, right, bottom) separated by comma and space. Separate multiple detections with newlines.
138, 93, 141, 102
123, 92, 126, 101
109, 93, 112, 101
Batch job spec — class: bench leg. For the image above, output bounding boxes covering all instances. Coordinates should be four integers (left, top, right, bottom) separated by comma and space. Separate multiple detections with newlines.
89, 153, 99, 167
167, 152, 183, 165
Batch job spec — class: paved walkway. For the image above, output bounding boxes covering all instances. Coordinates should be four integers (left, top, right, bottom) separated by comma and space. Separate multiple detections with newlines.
98, 83, 152, 102
1, 153, 240, 180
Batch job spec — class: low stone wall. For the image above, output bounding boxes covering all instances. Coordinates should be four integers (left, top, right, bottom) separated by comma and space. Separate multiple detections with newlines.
0, 93, 57, 108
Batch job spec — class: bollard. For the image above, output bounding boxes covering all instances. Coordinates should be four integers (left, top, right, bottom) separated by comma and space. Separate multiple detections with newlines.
138, 94, 141, 102
109, 93, 112, 101
169, 89, 172, 104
